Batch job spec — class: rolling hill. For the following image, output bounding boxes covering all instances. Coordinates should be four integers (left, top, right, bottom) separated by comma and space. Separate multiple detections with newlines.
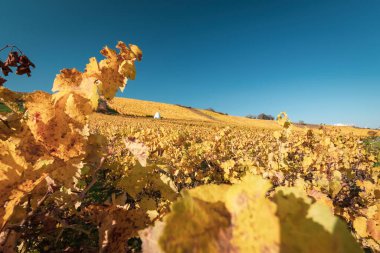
105, 97, 377, 136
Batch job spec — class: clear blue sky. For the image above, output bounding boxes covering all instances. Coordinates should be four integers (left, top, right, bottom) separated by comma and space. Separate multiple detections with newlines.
1, 0, 379, 128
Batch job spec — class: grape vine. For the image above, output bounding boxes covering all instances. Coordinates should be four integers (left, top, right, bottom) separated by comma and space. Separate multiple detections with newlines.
0, 45, 35, 86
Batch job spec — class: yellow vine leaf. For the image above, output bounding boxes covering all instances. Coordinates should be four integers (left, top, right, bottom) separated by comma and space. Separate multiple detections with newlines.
359, 203, 380, 248
276, 112, 291, 128
63, 93, 92, 125
129, 44, 143, 61
52, 41, 142, 102
97, 46, 126, 99
84, 57, 101, 78
152, 175, 280, 253
118, 60, 136, 81
116, 41, 143, 62
1, 175, 46, 229
0, 140, 29, 228
307, 189, 334, 212
368, 218, 380, 243
153, 179, 361, 253
48, 160, 83, 188
0, 134, 54, 230
353, 217, 368, 238
85, 205, 149, 252
369, 226, 380, 244
52, 68, 83, 92
53, 76, 100, 110
273, 187, 362, 253
224, 175, 280, 253
189, 184, 230, 203
273, 131, 281, 139
25, 91, 54, 124
25, 91, 89, 160
116, 163, 178, 201
158, 191, 233, 253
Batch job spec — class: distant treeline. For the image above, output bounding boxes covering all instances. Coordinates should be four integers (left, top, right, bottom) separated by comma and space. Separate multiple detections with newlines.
246, 113, 274, 120
205, 107, 228, 116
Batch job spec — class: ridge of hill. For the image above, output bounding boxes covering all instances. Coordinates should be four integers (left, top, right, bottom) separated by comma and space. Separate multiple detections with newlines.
108, 97, 282, 130
106, 97, 378, 136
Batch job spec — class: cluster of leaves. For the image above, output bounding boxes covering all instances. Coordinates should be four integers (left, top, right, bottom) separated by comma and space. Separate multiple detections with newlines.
140, 175, 363, 253
0, 45, 35, 86
91, 112, 379, 252
0, 41, 150, 252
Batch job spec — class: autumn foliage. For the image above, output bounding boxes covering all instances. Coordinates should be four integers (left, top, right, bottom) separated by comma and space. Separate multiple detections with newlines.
0, 42, 379, 252
0, 45, 35, 86
0, 41, 143, 251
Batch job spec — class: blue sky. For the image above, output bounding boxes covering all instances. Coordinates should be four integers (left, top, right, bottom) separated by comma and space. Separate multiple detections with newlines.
1, 0, 379, 128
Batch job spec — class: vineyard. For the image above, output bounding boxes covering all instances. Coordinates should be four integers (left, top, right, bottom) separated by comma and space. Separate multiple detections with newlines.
106, 97, 375, 135
0, 42, 379, 253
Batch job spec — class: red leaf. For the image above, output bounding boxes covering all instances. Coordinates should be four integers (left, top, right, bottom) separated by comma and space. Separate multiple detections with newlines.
16, 65, 31, 77
0, 61, 12, 76
19, 55, 35, 68
4, 51, 19, 67
0, 76, 6, 86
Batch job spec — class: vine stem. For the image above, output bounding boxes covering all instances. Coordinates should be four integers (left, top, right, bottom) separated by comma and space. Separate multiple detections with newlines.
56, 156, 107, 212
79, 157, 106, 200
0, 45, 23, 54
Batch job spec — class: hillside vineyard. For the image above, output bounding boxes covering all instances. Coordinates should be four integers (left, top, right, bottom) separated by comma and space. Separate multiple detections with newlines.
0, 41, 379, 252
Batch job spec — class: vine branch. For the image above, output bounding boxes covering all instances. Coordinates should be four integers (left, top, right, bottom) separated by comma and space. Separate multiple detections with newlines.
0, 45, 23, 54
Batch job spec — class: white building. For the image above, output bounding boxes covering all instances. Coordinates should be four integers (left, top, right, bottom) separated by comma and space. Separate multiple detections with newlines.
154, 112, 161, 119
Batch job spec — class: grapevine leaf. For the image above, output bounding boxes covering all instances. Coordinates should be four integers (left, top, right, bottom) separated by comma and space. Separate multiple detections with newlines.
2, 176, 46, 227
158, 191, 233, 253
273, 187, 363, 253
129, 44, 143, 61
86, 205, 149, 252
84, 57, 101, 77
152, 176, 280, 253
25, 91, 89, 160
276, 112, 291, 128
116, 163, 178, 201
52, 68, 83, 92
353, 217, 368, 238
124, 138, 149, 167
0, 139, 30, 228
224, 175, 280, 253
